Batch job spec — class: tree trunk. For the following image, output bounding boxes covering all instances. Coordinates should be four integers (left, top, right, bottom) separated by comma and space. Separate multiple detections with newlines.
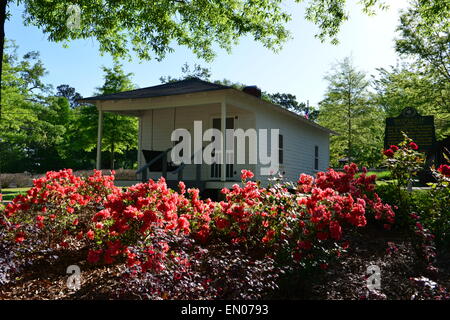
0, 0, 7, 194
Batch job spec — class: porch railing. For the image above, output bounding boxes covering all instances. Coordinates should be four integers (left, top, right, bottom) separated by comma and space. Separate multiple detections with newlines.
136, 146, 205, 183
136, 147, 173, 182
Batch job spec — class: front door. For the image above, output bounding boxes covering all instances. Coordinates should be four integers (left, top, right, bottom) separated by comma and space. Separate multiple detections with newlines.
210, 117, 234, 179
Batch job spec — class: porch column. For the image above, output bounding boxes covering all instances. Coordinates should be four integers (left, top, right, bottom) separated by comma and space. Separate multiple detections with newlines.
221, 100, 226, 182
96, 109, 103, 170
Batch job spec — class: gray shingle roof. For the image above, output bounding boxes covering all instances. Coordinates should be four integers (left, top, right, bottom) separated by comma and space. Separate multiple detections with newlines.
78, 78, 231, 102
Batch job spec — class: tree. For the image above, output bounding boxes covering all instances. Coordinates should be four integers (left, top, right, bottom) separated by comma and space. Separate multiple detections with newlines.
72, 63, 138, 170
160, 63, 212, 83
318, 57, 384, 167
56, 84, 83, 108
380, 0, 450, 140
0, 42, 76, 173
395, 0, 450, 83
265, 93, 306, 114
373, 64, 450, 139
1, 0, 419, 118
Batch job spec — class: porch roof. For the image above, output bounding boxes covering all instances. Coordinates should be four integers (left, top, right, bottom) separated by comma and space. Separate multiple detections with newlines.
78, 78, 339, 136
78, 78, 230, 102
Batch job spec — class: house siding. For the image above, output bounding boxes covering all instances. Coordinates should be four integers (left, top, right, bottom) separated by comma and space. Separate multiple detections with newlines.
253, 103, 330, 184
138, 104, 256, 182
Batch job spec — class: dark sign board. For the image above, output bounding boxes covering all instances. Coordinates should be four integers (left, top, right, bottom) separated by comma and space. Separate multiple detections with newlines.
384, 107, 436, 153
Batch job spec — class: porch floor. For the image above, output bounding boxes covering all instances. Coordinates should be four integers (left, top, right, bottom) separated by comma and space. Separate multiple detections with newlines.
114, 179, 241, 190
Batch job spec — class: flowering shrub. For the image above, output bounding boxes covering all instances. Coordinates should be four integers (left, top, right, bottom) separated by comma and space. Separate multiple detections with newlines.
381, 135, 449, 246
424, 163, 450, 245
0, 169, 120, 250
85, 178, 215, 269
0, 165, 397, 299
383, 134, 424, 189
213, 165, 395, 268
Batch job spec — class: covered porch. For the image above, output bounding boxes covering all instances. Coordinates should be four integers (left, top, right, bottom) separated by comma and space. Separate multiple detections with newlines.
93, 87, 256, 190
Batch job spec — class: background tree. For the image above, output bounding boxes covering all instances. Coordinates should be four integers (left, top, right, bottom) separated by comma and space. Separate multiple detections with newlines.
0, 42, 81, 173
388, 0, 450, 140
318, 57, 384, 167
2, 0, 425, 123
373, 64, 450, 139
395, 0, 450, 83
265, 93, 306, 114
160, 63, 212, 83
56, 84, 83, 109
72, 63, 138, 170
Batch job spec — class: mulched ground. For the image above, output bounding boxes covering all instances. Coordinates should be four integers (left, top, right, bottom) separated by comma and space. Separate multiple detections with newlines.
277, 224, 450, 300
1, 224, 449, 300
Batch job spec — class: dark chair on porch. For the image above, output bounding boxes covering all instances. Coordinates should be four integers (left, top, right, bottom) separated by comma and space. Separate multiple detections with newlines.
141, 150, 179, 172
137, 148, 204, 190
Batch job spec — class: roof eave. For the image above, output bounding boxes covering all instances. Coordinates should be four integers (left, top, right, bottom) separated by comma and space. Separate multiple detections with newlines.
230, 89, 339, 135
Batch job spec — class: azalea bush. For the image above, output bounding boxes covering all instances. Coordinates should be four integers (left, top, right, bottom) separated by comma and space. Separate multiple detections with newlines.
84, 178, 215, 269
380, 136, 449, 247
380, 135, 425, 227
0, 169, 120, 250
83, 165, 395, 274
0, 165, 397, 299
383, 134, 424, 189
213, 166, 395, 268
424, 163, 450, 246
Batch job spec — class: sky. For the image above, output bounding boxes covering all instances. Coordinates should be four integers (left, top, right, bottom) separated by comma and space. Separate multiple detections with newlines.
5, 0, 410, 107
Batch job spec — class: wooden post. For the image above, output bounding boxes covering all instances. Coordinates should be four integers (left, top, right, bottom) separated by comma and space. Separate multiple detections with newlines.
221, 100, 226, 182
96, 109, 103, 170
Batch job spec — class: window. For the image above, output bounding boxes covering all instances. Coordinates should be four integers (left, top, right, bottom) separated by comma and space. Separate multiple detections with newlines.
314, 145, 319, 170
278, 134, 284, 164
211, 117, 234, 179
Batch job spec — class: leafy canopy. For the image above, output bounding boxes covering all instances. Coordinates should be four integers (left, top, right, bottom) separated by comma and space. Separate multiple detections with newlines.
318, 57, 384, 167
11, 0, 396, 62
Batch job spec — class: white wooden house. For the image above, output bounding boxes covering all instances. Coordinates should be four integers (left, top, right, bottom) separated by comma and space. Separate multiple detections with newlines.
79, 79, 336, 191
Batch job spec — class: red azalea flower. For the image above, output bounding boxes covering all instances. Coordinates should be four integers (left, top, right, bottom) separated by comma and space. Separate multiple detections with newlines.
410, 213, 420, 220
390, 145, 399, 152
341, 241, 350, 250
86, 229, 95, 240
437, 164, 450, 177
15, 232, 26, 243
316, 232, 328, 241
298, 240, 312, 250
215, 217, 230, 230
240, 169, 254, 180
262, 229, 275, 243
383, 149, 394, 158
409, 142, 418, 150
87, 249, 102, 264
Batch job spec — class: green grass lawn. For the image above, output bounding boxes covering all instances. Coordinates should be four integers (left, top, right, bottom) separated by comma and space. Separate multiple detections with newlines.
1, 187, 30, 201
361, 171, 391, 180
